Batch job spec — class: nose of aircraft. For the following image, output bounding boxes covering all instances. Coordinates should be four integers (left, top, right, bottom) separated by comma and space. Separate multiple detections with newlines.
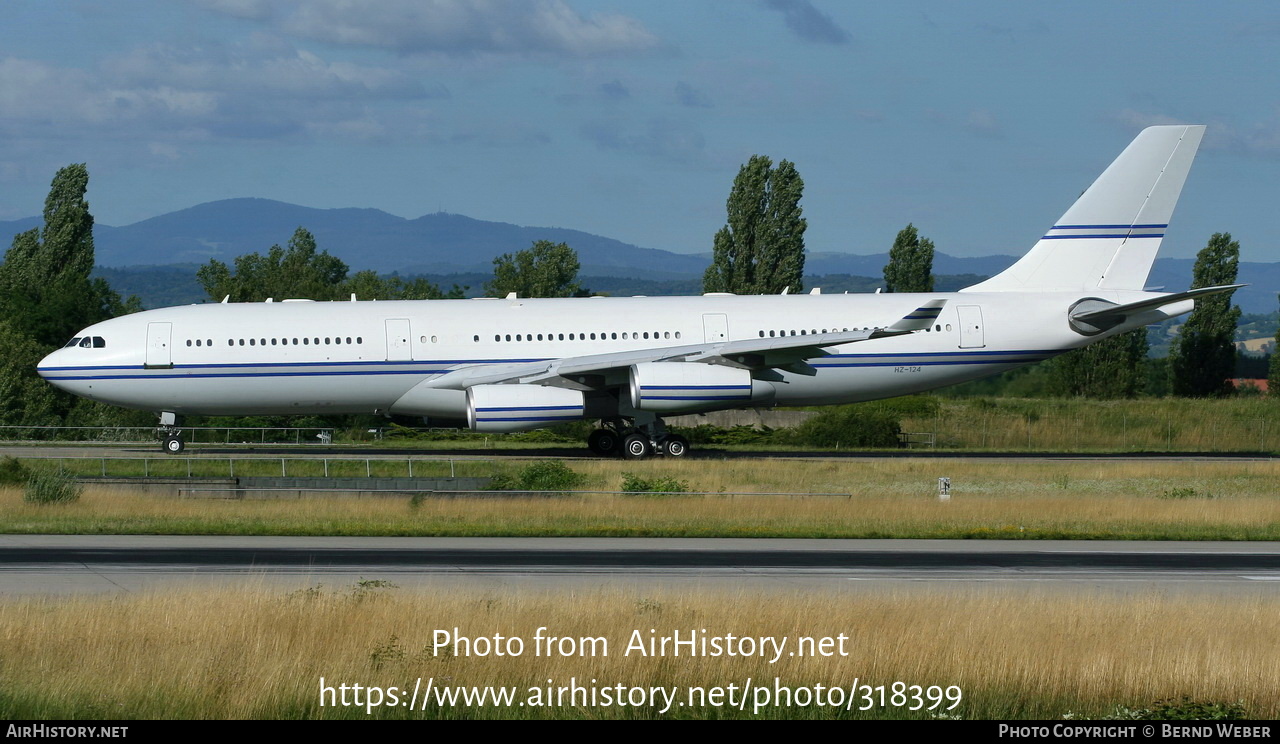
36, 349, 64, 384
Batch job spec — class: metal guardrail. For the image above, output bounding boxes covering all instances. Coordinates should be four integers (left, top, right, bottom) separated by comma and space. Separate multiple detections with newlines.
0, 426, 354, 444
178, 487, 854, 498
18, 455, 484, 479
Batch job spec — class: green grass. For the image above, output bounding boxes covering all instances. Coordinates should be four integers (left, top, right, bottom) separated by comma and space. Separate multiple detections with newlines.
3, 456, 1279, 539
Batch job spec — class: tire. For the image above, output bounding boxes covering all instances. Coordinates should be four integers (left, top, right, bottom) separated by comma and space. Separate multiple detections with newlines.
588, 429, 619, 456
163, 436, 185, 454
662, 435, 690, 458
622, 434, 651, 460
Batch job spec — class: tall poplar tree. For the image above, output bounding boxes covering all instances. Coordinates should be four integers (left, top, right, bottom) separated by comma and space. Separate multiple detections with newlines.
883, 223, 935, 293
1267, 293, 1280, 397
0, 163, 127, 348
1169, 232, 1242, 397
1049, 329, 1149, 398
702, 156, 806, 294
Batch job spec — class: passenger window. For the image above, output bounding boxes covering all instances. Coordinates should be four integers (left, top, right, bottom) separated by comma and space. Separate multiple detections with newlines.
186, 340, 192, 347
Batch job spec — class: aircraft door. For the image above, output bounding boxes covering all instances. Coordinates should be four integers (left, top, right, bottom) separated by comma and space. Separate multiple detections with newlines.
385, 318, 412, 361
702, 313, 729, 343
144, 322, 173, 368
957, 305, 985, 349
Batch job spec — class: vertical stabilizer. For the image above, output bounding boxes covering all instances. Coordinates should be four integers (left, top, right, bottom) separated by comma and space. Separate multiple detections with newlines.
963, 125, 1204, 292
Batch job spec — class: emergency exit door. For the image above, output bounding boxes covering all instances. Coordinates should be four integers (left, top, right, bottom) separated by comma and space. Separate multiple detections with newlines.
957, 305, 985, 349
385, 318, 412, 361
145, 322, 172, 368
702, 313, 729, 343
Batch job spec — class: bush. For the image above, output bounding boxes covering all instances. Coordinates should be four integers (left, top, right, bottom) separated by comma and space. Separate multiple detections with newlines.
488, 460, 585, 492
23, 469, 81, 504
867, 395, 941, 417
0, 456, 31, 486
620, 472, 690, 493
1089, 698, 1248, 721
787, 406, 901, 448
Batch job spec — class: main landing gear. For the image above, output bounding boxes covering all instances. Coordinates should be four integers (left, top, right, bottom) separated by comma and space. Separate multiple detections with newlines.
157, 412, 185, 454
588, 418, 690, 460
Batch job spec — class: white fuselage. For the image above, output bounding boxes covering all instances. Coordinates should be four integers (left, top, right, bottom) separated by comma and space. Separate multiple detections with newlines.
36, 290, 1151, 420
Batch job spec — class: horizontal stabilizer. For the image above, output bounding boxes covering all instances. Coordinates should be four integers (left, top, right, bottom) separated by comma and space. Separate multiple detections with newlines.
1069, 284, 1244, 334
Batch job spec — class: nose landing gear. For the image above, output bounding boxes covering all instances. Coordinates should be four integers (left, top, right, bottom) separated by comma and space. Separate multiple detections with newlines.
156, 412, 185, 454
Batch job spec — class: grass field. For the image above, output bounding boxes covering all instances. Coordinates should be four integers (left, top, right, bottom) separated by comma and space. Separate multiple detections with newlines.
4, 459, 1279, 539
0, 585, 1272, 719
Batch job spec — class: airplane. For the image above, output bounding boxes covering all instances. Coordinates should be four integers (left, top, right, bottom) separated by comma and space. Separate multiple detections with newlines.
37, 125, 1240, 458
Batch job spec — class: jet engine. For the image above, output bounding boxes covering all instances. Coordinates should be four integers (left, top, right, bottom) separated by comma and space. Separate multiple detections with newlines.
467, 384, 585, 432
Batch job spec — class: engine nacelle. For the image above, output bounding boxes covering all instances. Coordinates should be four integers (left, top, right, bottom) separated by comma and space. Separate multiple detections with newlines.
630, 362, 771, 413
467, 384, 585, 433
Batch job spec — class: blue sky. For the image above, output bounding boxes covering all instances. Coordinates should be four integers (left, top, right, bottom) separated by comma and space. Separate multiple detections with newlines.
1, 1, 1276, 262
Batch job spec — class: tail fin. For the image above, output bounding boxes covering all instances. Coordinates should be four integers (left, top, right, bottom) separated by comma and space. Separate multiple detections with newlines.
964, 125, 1205, 293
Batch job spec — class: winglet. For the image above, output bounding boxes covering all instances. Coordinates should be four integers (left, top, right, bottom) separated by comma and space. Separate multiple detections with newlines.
874, 300, 947, 337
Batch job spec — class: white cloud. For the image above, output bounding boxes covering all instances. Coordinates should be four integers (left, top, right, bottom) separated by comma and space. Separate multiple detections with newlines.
1114, 109, 1280, 157
197, 0, 660, 57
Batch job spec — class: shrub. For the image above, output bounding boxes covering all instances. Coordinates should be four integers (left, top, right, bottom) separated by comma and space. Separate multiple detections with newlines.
787, 406, 901, 448
1088, 698, 1248, 721
868, 395, 941, 417
620, 472, 690, 494
23, 469, 82, 504
0, 456, 31, 486
489, 460, 585, 492
1157, 487, 1214, 500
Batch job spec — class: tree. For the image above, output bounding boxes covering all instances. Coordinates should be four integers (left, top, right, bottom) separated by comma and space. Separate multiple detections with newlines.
344, 270, 465, 301
0, 164, 129, 348
1048, 329, 1149, 398
197, 227, 350, 302
1169, 233, 1242, 397
883, 223, 935, 293
484, 240, 583, 298
702, 155, 806, 294
1268, 294, 1280, 397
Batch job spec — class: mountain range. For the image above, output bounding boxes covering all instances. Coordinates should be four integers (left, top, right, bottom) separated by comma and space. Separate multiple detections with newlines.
2, 198, 1275, 314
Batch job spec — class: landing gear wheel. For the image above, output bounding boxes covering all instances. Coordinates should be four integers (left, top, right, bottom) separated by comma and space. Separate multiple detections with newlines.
622, 433, 652, 460
662, 434, 690, 458
588, 429, 620, 456
162, 435, 185, 454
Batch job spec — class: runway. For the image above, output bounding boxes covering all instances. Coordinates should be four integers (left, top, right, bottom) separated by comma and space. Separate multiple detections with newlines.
2, 535, 1278, 596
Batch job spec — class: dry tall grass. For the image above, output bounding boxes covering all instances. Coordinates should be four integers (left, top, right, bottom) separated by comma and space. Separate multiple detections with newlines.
0, 586, 1274, 719
3, 459, 1277, 538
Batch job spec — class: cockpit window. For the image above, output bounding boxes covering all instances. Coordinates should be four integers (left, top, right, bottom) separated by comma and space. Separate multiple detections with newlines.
64, 337, 81, 348
92, 337, 105, 348
79, 338, 92, 348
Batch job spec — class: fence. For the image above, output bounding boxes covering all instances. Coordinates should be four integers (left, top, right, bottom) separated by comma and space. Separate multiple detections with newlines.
0, 426, 356, 444
17, 455, 490, 480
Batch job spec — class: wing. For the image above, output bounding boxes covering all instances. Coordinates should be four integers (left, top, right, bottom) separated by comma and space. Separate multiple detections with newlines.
426, 300, 947, 391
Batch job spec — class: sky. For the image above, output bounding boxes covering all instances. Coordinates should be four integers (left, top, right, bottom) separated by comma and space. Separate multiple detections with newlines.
1, 1, 1277, 262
